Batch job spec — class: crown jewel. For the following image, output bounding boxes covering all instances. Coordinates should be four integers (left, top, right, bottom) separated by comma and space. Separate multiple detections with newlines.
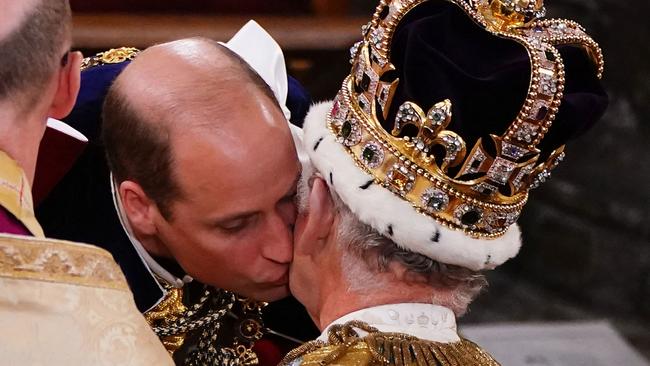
328, 0, 604, 238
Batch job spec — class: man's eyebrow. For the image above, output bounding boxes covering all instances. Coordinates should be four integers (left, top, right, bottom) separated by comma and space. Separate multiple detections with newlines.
211, 211, 258, 226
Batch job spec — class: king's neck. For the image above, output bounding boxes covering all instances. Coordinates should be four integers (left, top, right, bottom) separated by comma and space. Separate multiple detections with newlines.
314, 272, 437, 331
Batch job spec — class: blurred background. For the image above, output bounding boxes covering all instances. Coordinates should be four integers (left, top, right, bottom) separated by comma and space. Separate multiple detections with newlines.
69, 0, 649, 360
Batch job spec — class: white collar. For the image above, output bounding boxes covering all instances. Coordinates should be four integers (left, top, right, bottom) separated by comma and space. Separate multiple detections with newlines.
317, 303, 461, 344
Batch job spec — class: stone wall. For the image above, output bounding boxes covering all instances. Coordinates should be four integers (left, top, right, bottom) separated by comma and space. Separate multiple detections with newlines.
498, 0, 650, 354
463, 0, 649, 355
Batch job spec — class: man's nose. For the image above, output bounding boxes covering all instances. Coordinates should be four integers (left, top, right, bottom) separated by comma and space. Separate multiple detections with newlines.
261, 213, 294, 264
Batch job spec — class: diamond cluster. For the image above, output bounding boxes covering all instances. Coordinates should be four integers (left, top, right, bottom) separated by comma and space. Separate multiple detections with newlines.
421, 188, 450, 213
361, 142, 385, 169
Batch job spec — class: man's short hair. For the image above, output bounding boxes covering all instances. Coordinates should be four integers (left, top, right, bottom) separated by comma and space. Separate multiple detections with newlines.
335, 202, 487, 315
0, 0, 71, 106
102, 40, 280, 219
297, 173, 487, 315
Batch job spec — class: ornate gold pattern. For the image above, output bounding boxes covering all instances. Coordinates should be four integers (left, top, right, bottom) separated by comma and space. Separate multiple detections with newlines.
221, 343, 262, 366
0, 234, 128, 290
478, 0, 545, 30
144, 286, 188, 354
279, 321, 500, 366
330, 0, 604, 238
81, 47, 140, 71
143, 282, 266, 365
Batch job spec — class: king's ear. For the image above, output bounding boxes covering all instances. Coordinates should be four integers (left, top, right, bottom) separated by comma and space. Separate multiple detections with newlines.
301, 177, 335, 246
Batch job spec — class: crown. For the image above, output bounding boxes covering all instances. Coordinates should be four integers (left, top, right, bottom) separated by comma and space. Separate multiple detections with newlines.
328, 0, 604, 238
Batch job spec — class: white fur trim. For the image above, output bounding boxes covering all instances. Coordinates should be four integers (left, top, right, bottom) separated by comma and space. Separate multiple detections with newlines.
302, 101, 522, 271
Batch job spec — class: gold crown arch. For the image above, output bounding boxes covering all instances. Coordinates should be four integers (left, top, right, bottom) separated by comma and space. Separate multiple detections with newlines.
328, 0, 604, 238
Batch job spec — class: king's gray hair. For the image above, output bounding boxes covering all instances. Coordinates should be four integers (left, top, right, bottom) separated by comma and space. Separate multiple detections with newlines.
298, 173, 487, 316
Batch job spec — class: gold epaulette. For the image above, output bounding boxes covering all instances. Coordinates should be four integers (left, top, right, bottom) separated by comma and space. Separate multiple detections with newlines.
302, 343, 374, 366
300, 338, 500, 366
281, 321, 500, 366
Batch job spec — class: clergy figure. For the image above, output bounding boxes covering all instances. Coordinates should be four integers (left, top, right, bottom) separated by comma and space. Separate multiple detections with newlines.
283, 0, 608, 365
0, 0, 173, 364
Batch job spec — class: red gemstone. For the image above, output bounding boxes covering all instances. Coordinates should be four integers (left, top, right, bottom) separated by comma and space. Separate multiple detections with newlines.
331, 100, 340, 118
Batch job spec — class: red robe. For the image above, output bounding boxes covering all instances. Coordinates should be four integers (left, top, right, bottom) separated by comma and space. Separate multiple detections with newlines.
0, 206, 31, 236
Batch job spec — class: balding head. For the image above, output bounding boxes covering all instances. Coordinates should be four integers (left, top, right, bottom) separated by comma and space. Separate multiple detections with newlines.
0, 0, 72, 107
116, 38, 279, 129
103, 38, 284, 217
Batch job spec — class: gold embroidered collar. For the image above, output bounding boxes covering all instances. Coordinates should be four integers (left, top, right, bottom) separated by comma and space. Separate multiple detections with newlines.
0, 233, 129, 290
280, 320, 500, 366
0, 150, 44, 237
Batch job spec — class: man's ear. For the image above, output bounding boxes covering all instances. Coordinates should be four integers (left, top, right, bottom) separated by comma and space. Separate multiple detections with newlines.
48, 51, 82, 119
119, 180, 159, 236
300, 177, 335, 253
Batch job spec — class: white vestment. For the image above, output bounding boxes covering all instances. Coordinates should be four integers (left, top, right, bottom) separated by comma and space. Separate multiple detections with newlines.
0, 234, 173, 366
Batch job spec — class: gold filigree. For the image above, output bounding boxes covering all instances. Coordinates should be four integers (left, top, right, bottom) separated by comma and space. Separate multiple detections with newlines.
222, 343, 260, 366
391, 99, 467, 172
144, 286, 188, 354
143, 285, 265, 364
81, 47, 140, 71
0, 234, 128, 290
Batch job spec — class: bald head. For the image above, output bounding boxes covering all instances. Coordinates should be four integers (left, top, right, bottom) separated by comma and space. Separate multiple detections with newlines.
103, 37, 284, 217
0, 0, 72, 106
114, 38, 279, 131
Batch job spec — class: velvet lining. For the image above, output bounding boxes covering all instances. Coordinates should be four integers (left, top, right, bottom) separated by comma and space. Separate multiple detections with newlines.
383, 0, 608, 158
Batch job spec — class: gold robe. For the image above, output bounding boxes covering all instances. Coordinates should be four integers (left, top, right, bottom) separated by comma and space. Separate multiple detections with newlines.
0, 234, 175, 365
0, 150, 173, 365
281, 304, 500, 366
